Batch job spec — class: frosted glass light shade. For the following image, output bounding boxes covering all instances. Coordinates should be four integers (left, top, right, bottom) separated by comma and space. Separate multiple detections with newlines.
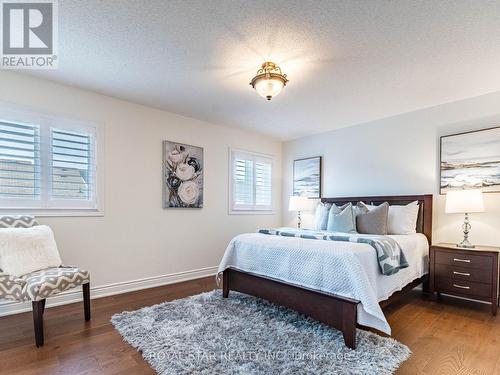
254, 77, 284, 100
445, 190, 485, 214
288, 196, 314, 212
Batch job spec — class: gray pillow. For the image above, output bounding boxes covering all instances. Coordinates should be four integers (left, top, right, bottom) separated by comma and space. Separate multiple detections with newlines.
352, 202, 369, 218
356, 202, 389, 235
327, 203, 356, 233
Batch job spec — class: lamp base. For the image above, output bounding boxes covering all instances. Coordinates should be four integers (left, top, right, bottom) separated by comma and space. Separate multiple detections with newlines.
457, 213, 475, 248
456, 241, 475, 249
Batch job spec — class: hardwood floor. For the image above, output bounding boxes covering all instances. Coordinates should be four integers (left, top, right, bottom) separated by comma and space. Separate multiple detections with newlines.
0, 277, 498, 374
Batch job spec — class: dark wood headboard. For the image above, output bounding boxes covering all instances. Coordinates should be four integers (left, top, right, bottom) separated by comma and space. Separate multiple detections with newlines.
321, 194, 433, 244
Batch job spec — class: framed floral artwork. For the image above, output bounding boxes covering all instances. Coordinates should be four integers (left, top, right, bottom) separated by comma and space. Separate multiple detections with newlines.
163, 141, 203, 208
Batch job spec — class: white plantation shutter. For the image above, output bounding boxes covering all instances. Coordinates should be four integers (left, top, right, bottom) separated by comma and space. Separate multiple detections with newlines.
233, 158, 254, 206
0, 121, 40, 200
51, 128, 94, 202
230, 149, 272, 212
0, 105, 99, 213
255, 161, 271, 207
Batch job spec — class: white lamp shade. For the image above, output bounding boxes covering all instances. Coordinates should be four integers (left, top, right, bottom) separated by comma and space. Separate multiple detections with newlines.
445, 189, 485, 214
288, 196, 314, 212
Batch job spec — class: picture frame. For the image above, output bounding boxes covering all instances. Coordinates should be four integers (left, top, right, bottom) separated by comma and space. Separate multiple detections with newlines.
293, 156, 322, 198
440, 126, 500, 194
163, 141, 204, 208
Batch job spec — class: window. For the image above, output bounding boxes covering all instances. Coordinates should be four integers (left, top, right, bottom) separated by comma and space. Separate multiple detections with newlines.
0, 105, 101, 215
229, 148, 272, 213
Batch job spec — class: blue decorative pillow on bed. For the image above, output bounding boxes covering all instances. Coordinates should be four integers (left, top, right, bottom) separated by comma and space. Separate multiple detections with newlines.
326, 203, 357, 233
314, 202, 331, 230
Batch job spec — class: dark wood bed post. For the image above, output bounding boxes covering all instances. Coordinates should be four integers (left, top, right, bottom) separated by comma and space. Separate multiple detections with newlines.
222, 194, 433, 350
223, 271, 229, 298
422, 194, 433, 293
422, 194, 433, 245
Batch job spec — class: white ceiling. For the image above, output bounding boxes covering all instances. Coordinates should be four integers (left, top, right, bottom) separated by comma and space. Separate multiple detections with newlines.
23, 0, 500, 140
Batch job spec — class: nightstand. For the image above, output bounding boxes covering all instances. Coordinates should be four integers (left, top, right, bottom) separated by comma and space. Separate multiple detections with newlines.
430, 243, 499, 315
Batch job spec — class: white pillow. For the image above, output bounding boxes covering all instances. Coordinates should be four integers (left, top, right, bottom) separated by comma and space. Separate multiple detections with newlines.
358, 201, 419, 235
0, 225, 62, 276
387, 201, 419, 235
314, 202, 331, 230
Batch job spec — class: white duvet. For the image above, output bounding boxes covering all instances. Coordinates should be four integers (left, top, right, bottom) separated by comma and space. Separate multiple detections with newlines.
217, 232, 429, 334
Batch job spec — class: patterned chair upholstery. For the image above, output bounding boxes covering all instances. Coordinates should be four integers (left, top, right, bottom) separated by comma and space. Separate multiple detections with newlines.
0, 267, 90, 302
0, 216, 91, 347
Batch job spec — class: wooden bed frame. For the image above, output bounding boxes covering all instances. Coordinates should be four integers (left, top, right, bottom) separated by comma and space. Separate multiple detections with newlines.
222, 194, 433, 349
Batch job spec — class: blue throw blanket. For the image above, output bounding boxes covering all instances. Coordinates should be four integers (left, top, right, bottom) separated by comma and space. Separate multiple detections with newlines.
258, 228, 408, 276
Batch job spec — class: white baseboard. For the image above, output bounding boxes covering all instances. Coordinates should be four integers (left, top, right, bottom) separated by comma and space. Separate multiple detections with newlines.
0, 265, 218, 317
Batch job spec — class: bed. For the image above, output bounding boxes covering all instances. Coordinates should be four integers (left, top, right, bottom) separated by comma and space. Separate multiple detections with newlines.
219, 194, 433, 349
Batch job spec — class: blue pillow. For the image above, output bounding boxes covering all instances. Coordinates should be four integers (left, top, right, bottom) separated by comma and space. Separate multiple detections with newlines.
327, 203, 356, 233
314, 202, 331, 230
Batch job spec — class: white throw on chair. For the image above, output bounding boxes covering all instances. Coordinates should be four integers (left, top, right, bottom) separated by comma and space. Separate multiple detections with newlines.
0, 216, 90, 347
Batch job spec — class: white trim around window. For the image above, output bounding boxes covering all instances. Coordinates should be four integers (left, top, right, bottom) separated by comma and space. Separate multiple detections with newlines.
0, 102, 104, 217
229, 147, 273, 215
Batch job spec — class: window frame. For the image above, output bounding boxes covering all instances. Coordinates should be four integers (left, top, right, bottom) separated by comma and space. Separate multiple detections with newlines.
0, 103, 104, 217
228, 147, 274, 215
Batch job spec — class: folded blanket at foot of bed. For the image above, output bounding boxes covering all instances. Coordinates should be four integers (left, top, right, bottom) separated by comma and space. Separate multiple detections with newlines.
259, 228, 408, 276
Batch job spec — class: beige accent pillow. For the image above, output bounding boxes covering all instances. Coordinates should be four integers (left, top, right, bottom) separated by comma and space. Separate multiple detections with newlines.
0, 225, 62, 277
356, 202, 389, 235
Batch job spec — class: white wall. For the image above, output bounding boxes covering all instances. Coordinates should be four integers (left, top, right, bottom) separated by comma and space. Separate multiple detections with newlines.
0, 72, 282, 291
283, 91, 500, 247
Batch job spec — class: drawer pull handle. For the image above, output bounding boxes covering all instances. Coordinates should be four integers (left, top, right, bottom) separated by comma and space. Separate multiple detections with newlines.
453, 258, 471, 263
453, 284, 470, 290
453, 271, 470, 276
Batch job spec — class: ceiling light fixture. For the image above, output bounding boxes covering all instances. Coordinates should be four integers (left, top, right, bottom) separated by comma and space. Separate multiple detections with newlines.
249, 61, 288, 101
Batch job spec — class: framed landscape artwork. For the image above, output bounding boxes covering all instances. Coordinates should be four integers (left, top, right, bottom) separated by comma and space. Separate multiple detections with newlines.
293, 156, 322, 198
440, 126, 500, 194
163, 141, 203, 208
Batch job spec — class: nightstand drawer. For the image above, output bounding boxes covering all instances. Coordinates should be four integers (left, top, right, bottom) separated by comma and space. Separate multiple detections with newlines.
435, 277, 492, 299
435, 250, 493, 270
435, 263, 492, 284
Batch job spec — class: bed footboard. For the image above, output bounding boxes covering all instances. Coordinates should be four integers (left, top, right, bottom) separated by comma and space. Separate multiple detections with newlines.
222, 268, 360, 349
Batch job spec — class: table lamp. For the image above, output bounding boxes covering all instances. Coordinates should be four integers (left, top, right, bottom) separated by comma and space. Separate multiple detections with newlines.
445, 189, 485, 248
288, 196, 313, 229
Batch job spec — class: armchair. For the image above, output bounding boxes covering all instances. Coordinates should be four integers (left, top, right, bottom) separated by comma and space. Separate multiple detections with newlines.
0, 216, 91, 347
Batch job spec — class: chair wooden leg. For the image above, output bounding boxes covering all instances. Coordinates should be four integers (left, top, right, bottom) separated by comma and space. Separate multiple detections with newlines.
83, 283, 91, 321
32, 301, 44, 347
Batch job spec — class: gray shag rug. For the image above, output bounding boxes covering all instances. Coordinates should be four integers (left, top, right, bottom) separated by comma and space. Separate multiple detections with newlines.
111, 290, 410, 374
